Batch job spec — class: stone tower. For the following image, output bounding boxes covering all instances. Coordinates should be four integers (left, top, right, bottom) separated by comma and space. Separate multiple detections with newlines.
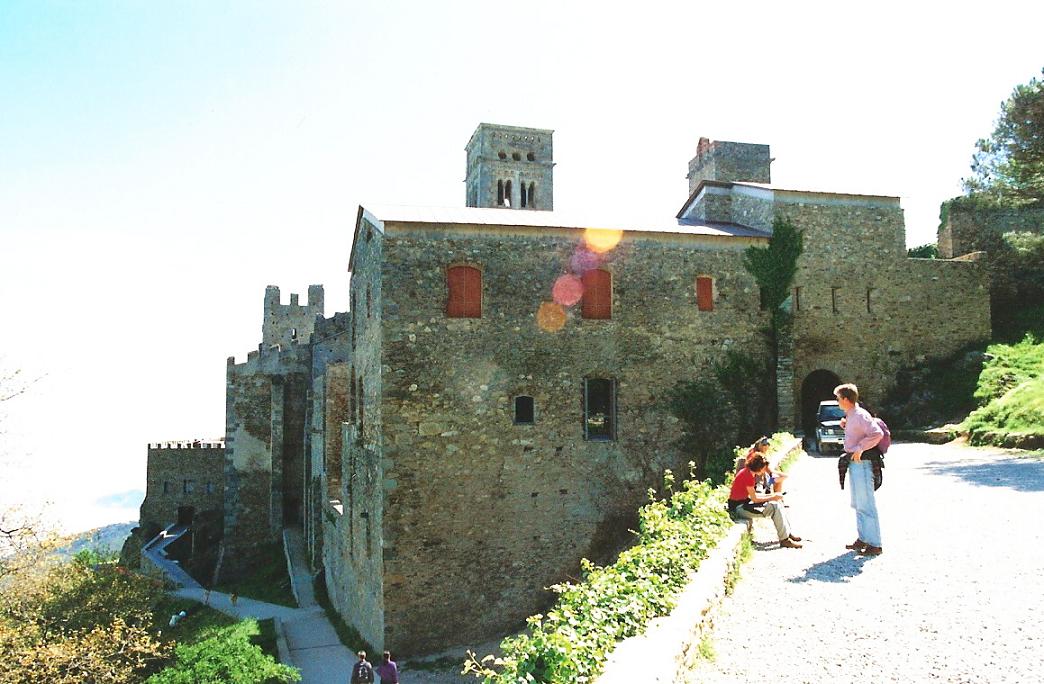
262, 285, 324, 348
465, 123, 554, 210
686, 137, 771, 194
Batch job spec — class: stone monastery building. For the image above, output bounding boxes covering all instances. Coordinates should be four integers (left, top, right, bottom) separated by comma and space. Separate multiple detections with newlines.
140, 123, 990, 654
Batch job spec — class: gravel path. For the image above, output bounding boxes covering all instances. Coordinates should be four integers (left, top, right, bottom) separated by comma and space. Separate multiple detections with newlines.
687, 441, 1044, 684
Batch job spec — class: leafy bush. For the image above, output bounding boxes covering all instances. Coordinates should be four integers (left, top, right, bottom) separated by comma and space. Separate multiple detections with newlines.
963, 334, 1044, 446
0, 551, 171, 683
907, 243, 938, 259
668, 351, 773, 483
145, 627, 300, 684
463, 436, 800, 684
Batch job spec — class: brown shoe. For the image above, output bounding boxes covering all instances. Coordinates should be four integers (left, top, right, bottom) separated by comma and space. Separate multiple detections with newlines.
845, 539, 867, 552
789, 534, 802, 542
860, 545, 883, 556
779, 537, 803, 549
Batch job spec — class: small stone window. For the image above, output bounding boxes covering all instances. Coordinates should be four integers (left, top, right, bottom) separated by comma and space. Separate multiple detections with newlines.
696, 276, 714, 311
527, 152, 535, 161
163, 481, 171, 494
581, 269, 612, 320
514, 395, 535, 424
584, 378, 616, 441
794, 286, 802, 312
447, 265, 482, 318
366, 285, 371, 318
205, 482, 214, 495
498, 150, 507, 159
527, 182, 536, 208
866, 287, 875, 314
291, 327, 298, 341
512, 152, 521, 161
183, 480, 195, 494
831, 287, 841, 314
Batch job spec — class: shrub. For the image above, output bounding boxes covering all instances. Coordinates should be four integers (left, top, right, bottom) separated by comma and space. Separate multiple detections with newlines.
464, 433, 797, 684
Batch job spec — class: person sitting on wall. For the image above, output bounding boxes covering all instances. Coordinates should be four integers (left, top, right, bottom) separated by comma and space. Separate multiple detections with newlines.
738, 437, 789, 495
728, 454, 802, 548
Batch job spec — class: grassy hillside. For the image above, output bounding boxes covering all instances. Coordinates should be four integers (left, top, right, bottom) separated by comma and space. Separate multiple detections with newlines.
962, 335, 1044, 448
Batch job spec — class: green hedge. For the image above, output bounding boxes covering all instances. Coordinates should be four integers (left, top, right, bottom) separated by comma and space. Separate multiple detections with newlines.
464, 433, 798, 683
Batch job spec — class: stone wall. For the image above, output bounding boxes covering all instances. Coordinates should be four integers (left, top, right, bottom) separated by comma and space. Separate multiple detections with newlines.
322, 216, 386, 651
938, 203, 1044, 259
375, 220, 769, 654
263, 284, 325, 348
686, 139, 771, 194
139, 442, 225, 538
305, 311, 352, 566
782, 196, 990, 429
220, 344, 310, 580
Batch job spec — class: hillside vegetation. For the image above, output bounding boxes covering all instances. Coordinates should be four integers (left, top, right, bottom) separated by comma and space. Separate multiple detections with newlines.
962, 335, 1044, 448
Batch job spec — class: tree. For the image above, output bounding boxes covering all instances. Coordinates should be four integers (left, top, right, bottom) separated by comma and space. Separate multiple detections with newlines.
908, 243, 939, 259
1, 362, 53, 580
964, 67, 1044, 205
742, 215, 805, 426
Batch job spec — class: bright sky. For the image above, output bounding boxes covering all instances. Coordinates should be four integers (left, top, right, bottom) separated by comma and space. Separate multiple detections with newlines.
1, 1, 1041, 532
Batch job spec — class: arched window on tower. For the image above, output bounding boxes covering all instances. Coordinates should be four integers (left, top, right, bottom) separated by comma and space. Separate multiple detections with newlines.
520, 182, 528, 208
581, 269, 612, 319
447, 265, 482, 318
504, 180, 513, 208
497, 180, 504, 206
528, 182, 536, 208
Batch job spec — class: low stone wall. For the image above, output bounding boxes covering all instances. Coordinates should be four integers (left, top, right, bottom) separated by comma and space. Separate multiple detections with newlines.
595, 437, 802, 683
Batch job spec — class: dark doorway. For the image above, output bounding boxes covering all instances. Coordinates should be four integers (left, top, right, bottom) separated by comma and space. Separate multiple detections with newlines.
177, 505, 195, 527
800, 370, 841, 437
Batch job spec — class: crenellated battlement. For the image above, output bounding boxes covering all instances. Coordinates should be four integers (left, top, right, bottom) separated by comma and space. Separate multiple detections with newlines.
262, 284, 325, 348
148, 439, 225, 450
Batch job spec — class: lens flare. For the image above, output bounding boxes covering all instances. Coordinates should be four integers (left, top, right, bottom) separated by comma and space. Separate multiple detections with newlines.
583, 228, 623, 254
552, 274, 584, 306
536, 302, 567, 332
570, 247, 602, 274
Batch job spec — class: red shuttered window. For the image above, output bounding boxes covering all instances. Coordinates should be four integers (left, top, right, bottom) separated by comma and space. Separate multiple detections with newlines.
696, 276, 714, 311
582, 269, 612, 320
447, 265, 482, 318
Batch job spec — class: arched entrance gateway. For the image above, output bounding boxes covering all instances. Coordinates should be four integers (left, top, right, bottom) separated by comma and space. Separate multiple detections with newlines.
800, 370, 841, 440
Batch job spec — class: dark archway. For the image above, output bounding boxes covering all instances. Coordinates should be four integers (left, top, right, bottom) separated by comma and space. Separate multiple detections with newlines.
801, 369, 841, 437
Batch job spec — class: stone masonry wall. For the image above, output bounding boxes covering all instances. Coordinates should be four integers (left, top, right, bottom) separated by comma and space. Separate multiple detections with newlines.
305, 312, 351, 566
139, 442, 225, 537
376, 221, 770, 654
782, 196, 990, 429
220, 345, 310, 580
323, 217, 385, 651
263, 284, 325, 348
938, 204, 1044, 259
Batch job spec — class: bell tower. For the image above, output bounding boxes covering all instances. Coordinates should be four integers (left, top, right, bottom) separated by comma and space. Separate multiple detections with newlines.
465, 123, 554, 210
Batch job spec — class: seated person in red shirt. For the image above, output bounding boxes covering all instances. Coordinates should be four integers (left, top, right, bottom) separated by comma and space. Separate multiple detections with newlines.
728, 455, 802, 548
740, 437, 789, 494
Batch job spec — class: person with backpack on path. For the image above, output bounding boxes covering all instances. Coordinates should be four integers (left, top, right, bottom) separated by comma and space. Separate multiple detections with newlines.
351, 650, 375, 684
834, 383, 885, 556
